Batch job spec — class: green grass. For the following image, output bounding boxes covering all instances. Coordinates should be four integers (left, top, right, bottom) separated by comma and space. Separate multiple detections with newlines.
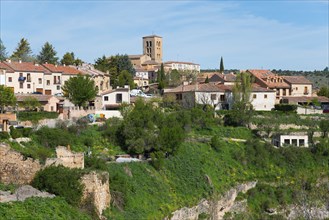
0, 197, 92, 220
17, 111, 59, 122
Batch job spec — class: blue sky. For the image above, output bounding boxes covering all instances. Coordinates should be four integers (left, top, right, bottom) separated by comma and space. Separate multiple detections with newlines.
1, 0, 328, 70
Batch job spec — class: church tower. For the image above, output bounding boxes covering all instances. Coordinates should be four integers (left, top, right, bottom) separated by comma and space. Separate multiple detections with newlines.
143, 35, 162, 63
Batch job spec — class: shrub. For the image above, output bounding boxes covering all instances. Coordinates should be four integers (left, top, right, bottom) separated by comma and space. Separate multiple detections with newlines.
0, 132, 10, 140
274, 104, 297, 112
33, 126, 73, 148
32, 166, 84, 206
17, 111, 58, 121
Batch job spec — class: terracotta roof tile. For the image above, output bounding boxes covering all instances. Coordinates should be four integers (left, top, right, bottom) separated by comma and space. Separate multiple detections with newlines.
16, 94, 59, 102
3, 61, 50, 73
43, 63, 81, 75
283, 76, 312, 84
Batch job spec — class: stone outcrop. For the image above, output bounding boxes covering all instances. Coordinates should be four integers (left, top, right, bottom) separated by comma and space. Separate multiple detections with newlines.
0, 185, 55, 202
81, 171, 111, 218
168, 181, 257, 220
45, 146, 84, 169
0, 143, 41, 184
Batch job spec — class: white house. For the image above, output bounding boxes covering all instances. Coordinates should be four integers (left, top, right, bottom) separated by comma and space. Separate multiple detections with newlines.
101, 87, 130, 110
250, 85, 276, 111
272, 134, 309, 147
164, 61, 200, 73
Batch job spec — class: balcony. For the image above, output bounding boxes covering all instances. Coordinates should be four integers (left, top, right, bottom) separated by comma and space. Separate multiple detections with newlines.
18, 76, 26, 82
53, 80, 61, 85
304, 92, 309, 95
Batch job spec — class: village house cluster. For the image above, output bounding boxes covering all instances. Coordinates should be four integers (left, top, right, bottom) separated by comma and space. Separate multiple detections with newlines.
1, 34, 328, 133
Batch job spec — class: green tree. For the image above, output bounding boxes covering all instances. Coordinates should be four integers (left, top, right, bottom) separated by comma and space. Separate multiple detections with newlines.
225, 72, 253, 126
319, 119, 329, 138
205, 76, 209, 83
94, 55, 110, 72
118, 70, 135, 88
94, 54, 134, 87
11, 38, 34, 62
0, 85, 16, 113
158, 63, 166, 90
167, 69, 181, 87
220, 56, 224, 73
37, 42, 58, 64
0, 39, 8, 61
317, 86, 329, 98
61, 52, 75, 65
62, 74, 98, 107
74, 58, 83, 66
32, 166, 84, 206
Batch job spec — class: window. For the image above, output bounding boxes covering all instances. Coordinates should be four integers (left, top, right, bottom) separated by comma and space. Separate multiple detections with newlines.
116, 93, 122, 103
264, 94, 267, 99
220, 95, 225, 102
27, 73, 31, 82
19, 73, 23, 77
27, 84, 31, 89
295, 87, 298, 91
51, 106, 54, 111
54, 76, 56, 84
20, 82, 23, 89
299, 139, 305, 146
176, 93, 183, 101
211, 94, 216, 100
104, 96, 109, 101
284, 139, 290, 145
292, 139, 298, 146
149, 41, 152, 47
8, 77, 12, 82
283, 89, 286, 96
47, 80, 50, 85
38, 78, 42, 84
253, 94, 257, 99
57, 85, 60, 90
304, 86, 308, 95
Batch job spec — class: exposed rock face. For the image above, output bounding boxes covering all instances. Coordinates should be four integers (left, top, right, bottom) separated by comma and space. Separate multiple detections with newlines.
168, 181, 257, 220
287, 205, 329, 220
45, 146, 84, 169
81, 171, 111, 218
0, 185, 55, 202
0, 143, 41, 184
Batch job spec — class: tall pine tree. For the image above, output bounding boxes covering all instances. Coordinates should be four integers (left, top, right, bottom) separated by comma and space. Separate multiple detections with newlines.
37, 42, 58, 64
11, 38, 34, 62
220, 56, 224, 73
0, 39, 8, 61
158, 63, 166, 90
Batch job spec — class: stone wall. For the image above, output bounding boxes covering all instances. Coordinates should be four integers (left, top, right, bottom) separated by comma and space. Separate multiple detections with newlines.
45, 146, 84, 169
0, 143, 41, 185
81, 171, 111, 218
168, 181, 257, 220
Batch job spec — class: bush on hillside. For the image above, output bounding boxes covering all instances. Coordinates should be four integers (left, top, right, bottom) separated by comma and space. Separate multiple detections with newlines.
33, 126, 73, 148
32, 166, 84, 206
274, 104, 297, 112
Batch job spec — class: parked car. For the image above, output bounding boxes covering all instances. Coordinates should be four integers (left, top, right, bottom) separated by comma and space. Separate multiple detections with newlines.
130, 89, 152, 98
32, 91, 42, 95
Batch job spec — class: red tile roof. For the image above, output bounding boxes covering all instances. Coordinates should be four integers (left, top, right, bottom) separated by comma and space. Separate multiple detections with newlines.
42, 63, 81, 75
16, 94, 59, 102
0, 62, 14, 72
2, 61, 50, 73
210, 73, 236, 82
247, 69, 290, 89
283, 76, 312, 84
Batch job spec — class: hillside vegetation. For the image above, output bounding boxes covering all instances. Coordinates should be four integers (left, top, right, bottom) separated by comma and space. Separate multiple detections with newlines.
0, 101, 328, 219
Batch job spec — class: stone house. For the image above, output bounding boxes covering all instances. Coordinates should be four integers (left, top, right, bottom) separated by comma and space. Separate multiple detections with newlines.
16, 94, 60, 112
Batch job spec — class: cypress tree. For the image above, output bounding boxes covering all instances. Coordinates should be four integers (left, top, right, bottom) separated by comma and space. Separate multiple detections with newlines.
220, 56, 224, 73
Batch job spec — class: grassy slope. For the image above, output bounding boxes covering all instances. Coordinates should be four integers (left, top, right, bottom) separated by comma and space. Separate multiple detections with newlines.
0, 197, 91, 220
104, 125, 328, 219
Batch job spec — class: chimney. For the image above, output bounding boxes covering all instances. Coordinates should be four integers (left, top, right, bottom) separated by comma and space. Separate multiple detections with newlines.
35, 63, 39, 66
6, 59, 11, 63
63, 64, 66, 67
19, 60, 22, 63
55, 64, 58, 67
